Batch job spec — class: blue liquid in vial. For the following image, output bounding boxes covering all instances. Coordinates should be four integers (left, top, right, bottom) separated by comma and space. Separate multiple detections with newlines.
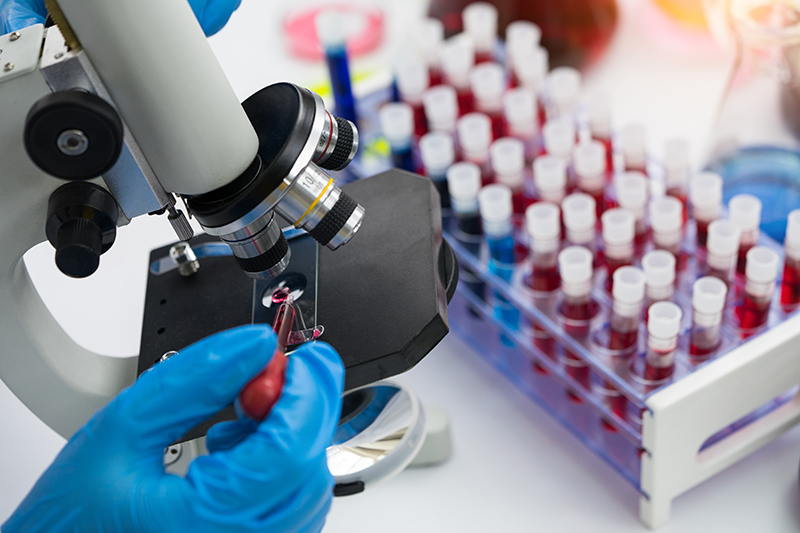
391, 148, 416, 173
707, 146, 800, 242
324, 45, 358, 126
487, 234, 518, 345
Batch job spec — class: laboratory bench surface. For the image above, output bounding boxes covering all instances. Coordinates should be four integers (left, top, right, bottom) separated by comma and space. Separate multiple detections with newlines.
3, 0, 800, 530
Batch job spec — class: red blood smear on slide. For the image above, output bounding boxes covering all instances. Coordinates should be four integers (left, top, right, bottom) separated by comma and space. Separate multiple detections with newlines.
781, 258, 800, 310
736, 294, 770, 334
529, 264, 561, 292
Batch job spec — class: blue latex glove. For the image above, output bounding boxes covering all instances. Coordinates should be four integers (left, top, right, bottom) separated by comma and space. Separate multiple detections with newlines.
2, 325, 345, 533
0, 0, 241, 36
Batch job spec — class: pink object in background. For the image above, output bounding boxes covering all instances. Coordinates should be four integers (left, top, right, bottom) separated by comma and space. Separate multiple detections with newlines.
284, 4, 384, 60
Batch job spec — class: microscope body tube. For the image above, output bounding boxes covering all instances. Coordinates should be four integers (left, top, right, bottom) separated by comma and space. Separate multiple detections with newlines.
57, 0, 259, 196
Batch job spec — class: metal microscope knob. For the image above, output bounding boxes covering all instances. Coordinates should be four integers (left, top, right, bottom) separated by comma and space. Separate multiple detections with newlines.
45, 182, 118, 278
24, 90, 124, 180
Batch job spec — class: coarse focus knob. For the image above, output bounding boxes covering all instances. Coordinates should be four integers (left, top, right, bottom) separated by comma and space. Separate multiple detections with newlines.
24, 90, 124, 180
46, 182, 118, 278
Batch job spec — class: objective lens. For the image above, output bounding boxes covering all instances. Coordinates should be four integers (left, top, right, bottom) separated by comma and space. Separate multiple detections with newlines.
220, 213, 291, 279
313, 114, 359, 172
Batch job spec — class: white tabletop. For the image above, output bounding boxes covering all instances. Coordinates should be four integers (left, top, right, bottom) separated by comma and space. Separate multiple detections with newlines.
3, 0, 800, 530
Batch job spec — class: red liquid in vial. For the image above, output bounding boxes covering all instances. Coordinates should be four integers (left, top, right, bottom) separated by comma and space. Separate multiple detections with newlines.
537, 101, 546, 129
510, 190, 530, 215
411, 102, 428, 138
666, 187, 688, 223
609, 327, 637, 351
565, 351, 590, 392
457, 88, 474, 115
736, 293, 771, 333
634, 227, 649, 248
689, 342, 717, 358
475, 50, 494, 64
625, 163, 648, 177
696, 219, 710, 247
603, 255, 631, 292
488, 111, 504, 140
593, 136, 614, 179
529, 264, 561, 292
644, 349, 675, 382
736, 243, 754, 275
429, 67, 443, 87
780, 257, 800, 310
584, 188, 606, 218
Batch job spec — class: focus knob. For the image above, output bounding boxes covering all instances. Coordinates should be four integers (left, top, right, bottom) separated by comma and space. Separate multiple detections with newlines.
46, 182, 118, 278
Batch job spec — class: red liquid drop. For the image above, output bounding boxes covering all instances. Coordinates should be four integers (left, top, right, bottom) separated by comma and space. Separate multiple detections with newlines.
735, 293, 771, 334
696, 219, 710, 247
780, 257, 800, 310
529, 264, 561, 292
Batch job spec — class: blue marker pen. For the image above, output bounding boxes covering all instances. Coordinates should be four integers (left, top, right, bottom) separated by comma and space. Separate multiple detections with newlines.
379, 103, 416, 173
316, 10, 358, 126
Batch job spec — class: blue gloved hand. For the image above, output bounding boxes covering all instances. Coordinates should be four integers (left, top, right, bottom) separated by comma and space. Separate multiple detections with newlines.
2, 325, 345, 533
0, 0, 242, 36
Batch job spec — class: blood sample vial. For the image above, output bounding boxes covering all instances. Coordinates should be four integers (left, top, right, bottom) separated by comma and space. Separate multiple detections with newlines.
615, 171, 649, 247
545, 67, 581, 121
462, 2, 498, 64
470, 62, 506, 139
419, 131, 456, 208
642, 250, 676, 313
601, 208, 635, 292
644, 302, 682, 383
705, 219, 741, 287
736, 246, 779, 335
423, 85, 459, 135
689, 172, 723, 247
533, 155, 568, 204
649, 196, 685, 269
440, 38, 475, 114
490, 137, 530, 214
780, 209, 800, 311
395, 57, 431, 138
526, 202, 561, 292
562, 193, 597, 258
574, 140, 609, 217
689, 276, 728, 360
609, 266, 646, 352
558, 246, 597, 395
728, 194, 762, 276
457, 112, 493, 184
663, 138, 690, 220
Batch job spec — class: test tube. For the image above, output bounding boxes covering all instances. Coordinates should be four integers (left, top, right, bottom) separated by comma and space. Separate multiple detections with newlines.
545, 66, 581, 121
609, 266, 646, 351
642, 250, 676, 309
705, 219, 741, 286
558, 246, 596, 392
573, 141, 608, 217
587, 92, 613, 173
439, 37, 475, 114
689, 172, 723, 247
457, 112, 493, 184
503, 88, 537, 160
620, 123, 647, 174
316, 10, 358, 126
664, 139, 690, 219
478, 184, 515, 264
470, 62, 506, 139
649, 196, 684, 269
542, 117, 576, 163
490, 137, 529, 213
562, 193, 597, 253
511, 46, 548, 125
420, 132, 455, 208
505, 20, 541, 75
414, 18, 445, 86
728, 194, 762, 275
423, 85, 459, 134
448, 162, 483, 237
690, 276, 728, 359
533, 155, 567, 204
737, 246, 779, 334
780, 209, 800, 310
379, 103, 415, 172
644, 302, 682, 383
602, 208, 635, 292
463, 2, 498, 63
526, 202, 561, 292
395, 57, 430, 138
615, 171, 649, 246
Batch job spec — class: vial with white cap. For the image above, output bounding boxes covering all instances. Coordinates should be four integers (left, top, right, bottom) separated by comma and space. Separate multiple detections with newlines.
462, 2, 498, 62
573, 141, 609, 216
644, 301, 682, 382
780, 209, 800, 309
689, 172, 723, 246
439, 37, 475, 113
470, 62, 505, 138
316, 10, 358, 125
505, 20, 541, 69
420, 132, 455, 208
478, 184, 515, 264
542, 117, 576, 162
512, 47, 548, 121
526, 202, 561, 292
587, 93, 613, 169
490, 137, 529, 212
664, 138, 690, 213
533, 155, 567, 204
642, 250, 676, 308
609, 266, 646, 351
615, 171, 649, 244
705, 219, 741, 285
545, 67, 581, 120
395, 57, 430, 137
620, 123, 647, 174
690, 276, 728, 358
649, 196, 684, 268
558, 246, 596, 392
503, 88, 538, 160
423, 85, 459, 134
737, 246, 779, 332
379, 102, 415, 172
601, 208, 635, 292
728, 193, 762, 275
457, 112, 493, 183
562, 193, 597, 253
447, 162, 483, 237
413, 18, 445, 85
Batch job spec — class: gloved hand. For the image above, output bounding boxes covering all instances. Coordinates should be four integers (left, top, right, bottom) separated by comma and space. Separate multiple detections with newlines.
2, 325, 345, 533
0, 0, 242, 37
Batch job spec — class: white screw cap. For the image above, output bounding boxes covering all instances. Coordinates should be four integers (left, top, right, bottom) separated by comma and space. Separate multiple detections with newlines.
478, 184, 513, 235
526, 202, 561, 243
690, 172, 723, 212
463, 2, 498, 52
542, 117, 576, 159
457, 112, 492, 156
423, 85, 459, 133
613, 266, 646, 304
414, 18, 444, 66
503, 88, 536, 136
693, 276, 728, 315
513, 46, 548, 91
574, 141, 607, 191
439, 37, 475, 89
379, 103, 414, 148
729, 194, 762, 233
745, 246, 779, 284
506, 20, 541, 55
562, 193, 597, 233
470, 62, 505, 113
616, 171, 648, 213
602, 208, 635, 246
650, 196, 683, 234
533, 155, 567, 196
621, 123, 647, 169
447, 162, 481, 203
707, 219, 741, 257
648, 301, 683, 340
546, 67, 581, 117
664, 138, 690, 187
396, 57, 430, 104
786, 209, 800, 256
419, 132, 455, 174
559, 245, 594, 294
642, 249, 676, 289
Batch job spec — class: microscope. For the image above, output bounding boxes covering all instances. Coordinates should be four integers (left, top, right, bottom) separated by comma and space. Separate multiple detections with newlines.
0, 0, 455, 476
